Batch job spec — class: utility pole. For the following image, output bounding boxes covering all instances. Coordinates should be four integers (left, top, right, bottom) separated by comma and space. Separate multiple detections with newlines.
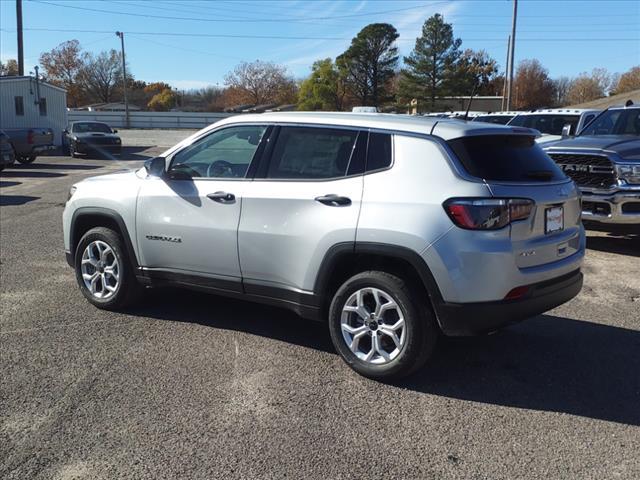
16, 0, 24, 75
506, 0, 518, 110
115, 31, 130, 128
502, 34, 511, 111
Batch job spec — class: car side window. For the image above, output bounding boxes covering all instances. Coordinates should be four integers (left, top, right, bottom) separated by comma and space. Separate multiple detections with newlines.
266, 127, 358, 179
366, 132, 392, 172
169, 125, 267, 179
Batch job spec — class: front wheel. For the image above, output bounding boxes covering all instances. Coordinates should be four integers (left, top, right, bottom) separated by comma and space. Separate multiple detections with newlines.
328, 271, 438, 380
17, 155, 36, 164
74, 227, 140, 310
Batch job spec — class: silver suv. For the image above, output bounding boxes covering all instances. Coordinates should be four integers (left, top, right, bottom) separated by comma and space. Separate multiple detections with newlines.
63, 113, 585, 379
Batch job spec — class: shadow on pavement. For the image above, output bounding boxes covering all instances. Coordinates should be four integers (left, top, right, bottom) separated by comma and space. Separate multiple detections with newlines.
0, 195, 40, 206
401, 314, 640, 426
0, 181, 21, 188
127, 288, 334, 354
0, 171, 65, 178
11, 163, 102, 171
129, 289, 640, 426
586, 228, 640, 257
119, 146, 156, 161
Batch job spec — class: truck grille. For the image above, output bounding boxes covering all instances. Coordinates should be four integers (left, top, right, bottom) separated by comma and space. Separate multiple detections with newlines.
548, 153, 617, 189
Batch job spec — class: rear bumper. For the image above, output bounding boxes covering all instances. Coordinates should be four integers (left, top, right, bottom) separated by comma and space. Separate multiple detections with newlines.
31, 145, 56, 155
580, 190, 640, 224
436, 269, 583, 336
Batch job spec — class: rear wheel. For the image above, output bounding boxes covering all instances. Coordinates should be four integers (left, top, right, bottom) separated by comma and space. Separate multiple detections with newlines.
328, 271, 438, 380
74, 227, 140, 310
17, 155, 36, 164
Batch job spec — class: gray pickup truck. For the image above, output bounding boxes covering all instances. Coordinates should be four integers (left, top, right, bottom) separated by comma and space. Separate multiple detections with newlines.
2, 128, 56, 164
543, 103, 640, 225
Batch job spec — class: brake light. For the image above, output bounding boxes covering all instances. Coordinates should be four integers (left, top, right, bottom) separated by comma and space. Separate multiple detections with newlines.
444, 198, 534, 230
27, 130, 34, 144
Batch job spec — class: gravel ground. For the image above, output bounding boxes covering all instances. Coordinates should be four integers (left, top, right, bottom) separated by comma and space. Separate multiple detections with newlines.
1, 132, 639, 479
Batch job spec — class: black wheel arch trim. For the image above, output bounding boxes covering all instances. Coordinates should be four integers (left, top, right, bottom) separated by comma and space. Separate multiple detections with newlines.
313, 241, 447, 326
69, 207, 139, 269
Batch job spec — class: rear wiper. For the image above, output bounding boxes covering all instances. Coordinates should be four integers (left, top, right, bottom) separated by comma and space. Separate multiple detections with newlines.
524, 170, 554, 180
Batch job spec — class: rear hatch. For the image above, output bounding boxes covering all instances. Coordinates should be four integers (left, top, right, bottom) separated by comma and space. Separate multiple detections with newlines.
447, 134, 582, 268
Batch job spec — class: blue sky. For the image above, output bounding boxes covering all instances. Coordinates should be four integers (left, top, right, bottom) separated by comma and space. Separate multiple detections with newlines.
1, 0, 639, 90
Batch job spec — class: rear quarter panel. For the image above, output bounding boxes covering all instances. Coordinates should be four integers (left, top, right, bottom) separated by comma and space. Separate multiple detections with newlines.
356, 134, 490, 252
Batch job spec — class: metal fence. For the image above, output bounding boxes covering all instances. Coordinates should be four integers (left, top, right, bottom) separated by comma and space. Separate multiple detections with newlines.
67, 110, 233, 129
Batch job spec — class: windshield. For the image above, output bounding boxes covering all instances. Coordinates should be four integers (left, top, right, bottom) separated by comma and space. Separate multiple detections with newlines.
72, 122, 113, 133
579, 108, 640, 136
508, 114, 580, 136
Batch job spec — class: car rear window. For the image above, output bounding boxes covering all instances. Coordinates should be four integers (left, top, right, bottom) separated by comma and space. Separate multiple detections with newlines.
447, 135, 566, 182
509, 114, 579, 135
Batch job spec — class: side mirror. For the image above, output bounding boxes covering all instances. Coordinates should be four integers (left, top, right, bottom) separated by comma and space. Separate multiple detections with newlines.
63, 129, 68, 134
112, 129, 118, 133
561, 124, 572, 139
144, 156, 166, 177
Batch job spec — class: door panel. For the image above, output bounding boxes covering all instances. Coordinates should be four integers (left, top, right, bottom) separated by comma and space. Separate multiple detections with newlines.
135, 125, 268, 281
136, 178, 246, 280
238, 176, 363, 291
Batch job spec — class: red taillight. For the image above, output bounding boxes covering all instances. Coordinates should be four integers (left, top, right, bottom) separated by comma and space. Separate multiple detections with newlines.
443, 198, 534, 230
504, 285, 530, 300
27, 130, 34, 144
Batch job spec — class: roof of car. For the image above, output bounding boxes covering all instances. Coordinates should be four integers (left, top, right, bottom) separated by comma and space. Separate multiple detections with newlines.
208, 112, 536, 141
514, 108, 600, 115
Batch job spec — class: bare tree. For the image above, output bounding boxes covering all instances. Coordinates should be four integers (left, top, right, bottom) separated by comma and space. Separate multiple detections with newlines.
78, 50, 124, 104
566, 68, 613, 105
224, 60, 295, 105
553, 76, 574, 107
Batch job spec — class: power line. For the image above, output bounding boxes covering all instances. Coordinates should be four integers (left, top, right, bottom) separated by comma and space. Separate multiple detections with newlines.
28, 0, 452, 23
5, 28, 638, 43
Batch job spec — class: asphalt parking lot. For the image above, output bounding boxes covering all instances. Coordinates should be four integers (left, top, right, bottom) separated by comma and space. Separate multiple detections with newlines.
1, 130, 639, 479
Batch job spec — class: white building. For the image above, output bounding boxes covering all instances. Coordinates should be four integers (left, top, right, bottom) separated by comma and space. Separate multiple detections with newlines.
0, 76, 68, 146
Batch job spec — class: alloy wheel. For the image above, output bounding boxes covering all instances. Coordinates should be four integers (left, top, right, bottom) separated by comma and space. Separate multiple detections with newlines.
340, 287, 406, 364
80, 240, 120, 299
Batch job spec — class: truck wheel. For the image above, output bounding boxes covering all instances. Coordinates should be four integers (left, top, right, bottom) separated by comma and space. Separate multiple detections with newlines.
74, 227, 141, 310
328, 271, 438, 380
17, 156, 36, 164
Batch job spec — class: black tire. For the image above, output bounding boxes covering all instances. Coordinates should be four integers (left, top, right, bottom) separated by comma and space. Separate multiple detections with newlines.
328, 271, 438, 380
17, 155, 36, 164
74, 227, 140, 310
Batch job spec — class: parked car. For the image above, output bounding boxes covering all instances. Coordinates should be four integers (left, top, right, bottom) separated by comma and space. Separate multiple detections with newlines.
543, 103, 640, 225
472, 112, 519, 125
0, 130, 16, 171
508, 109, 601, 143
1, 127, 55, 164
63, 112, 585, 379
63, 122, 122, 158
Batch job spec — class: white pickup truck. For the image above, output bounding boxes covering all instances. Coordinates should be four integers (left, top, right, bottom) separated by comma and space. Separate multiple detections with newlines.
507, 109, 601, 144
